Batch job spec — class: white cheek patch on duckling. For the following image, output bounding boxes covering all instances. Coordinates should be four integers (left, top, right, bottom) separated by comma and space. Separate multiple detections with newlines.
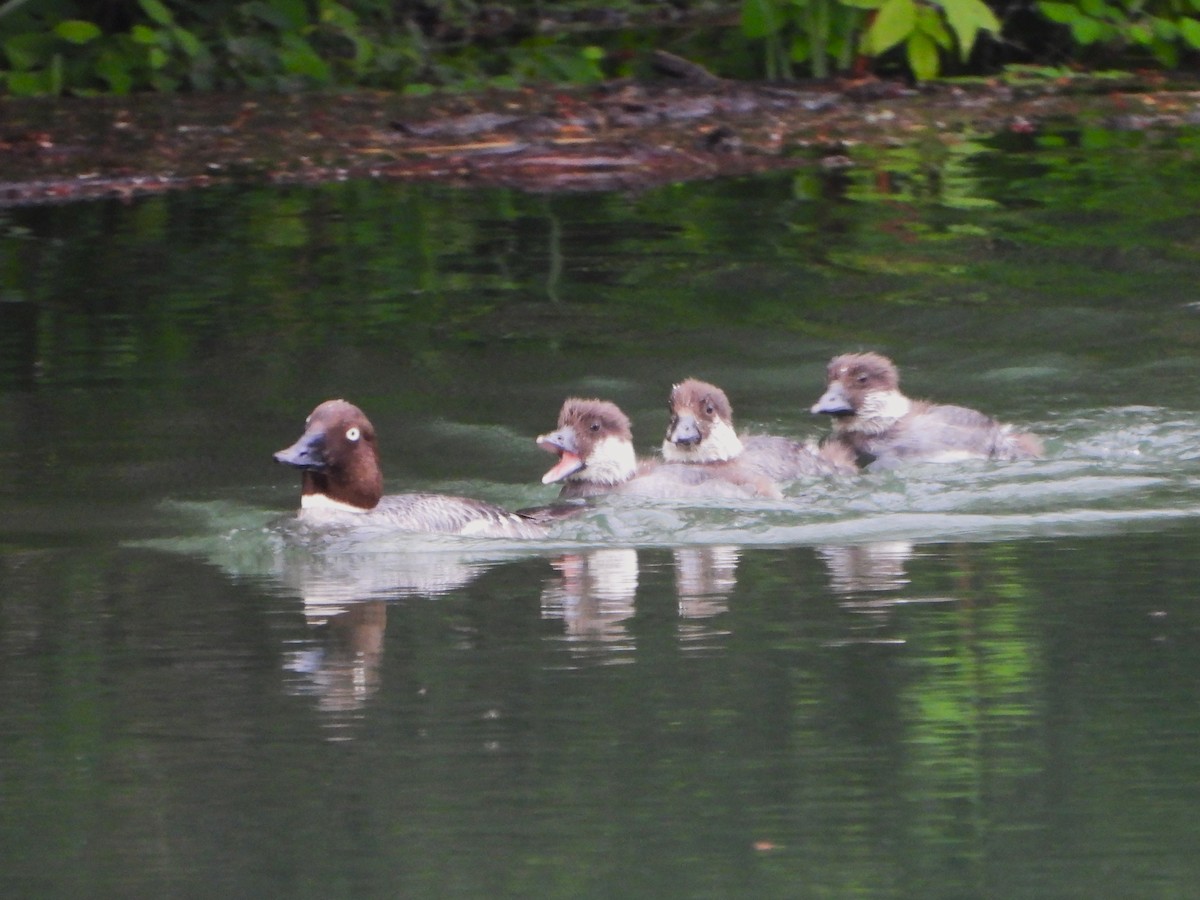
839, 390, 912, 435
875, 390, 911, 420
576, 434, 638, 485
661, 418, 745, 463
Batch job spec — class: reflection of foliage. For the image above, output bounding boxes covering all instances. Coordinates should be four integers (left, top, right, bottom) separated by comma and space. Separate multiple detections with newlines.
6, 513, 1200, 893
6, 122, 1200, 389
896, 546, 1042, 891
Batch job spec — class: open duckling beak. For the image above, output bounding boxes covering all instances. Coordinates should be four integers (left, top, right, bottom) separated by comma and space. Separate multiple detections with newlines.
537, 426, 585, 484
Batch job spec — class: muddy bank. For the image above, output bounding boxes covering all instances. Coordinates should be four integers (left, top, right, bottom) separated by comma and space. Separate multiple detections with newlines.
3, 74, 1200, 205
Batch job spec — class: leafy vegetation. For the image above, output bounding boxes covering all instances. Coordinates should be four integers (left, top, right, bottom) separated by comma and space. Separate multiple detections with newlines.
0, 0, 1199, 95
0, 0, 623, 95
1037, 0, 1200, 67
741, 0, 1001, 79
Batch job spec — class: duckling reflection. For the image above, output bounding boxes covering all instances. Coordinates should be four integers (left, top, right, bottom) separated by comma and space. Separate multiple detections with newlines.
673, 546, 738, 652
817, 541, 958, 629
541, 549, 639, 654
540, 546, 744, 658
817, 542, 915, 597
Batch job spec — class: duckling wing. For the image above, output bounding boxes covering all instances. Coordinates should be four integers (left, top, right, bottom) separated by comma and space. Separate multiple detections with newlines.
869, 404, 1037, 467
741, 434, 857, 478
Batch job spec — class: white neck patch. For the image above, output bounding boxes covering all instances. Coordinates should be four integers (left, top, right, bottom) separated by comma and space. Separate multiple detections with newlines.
661, 418, 745, 463
836, 390, 911, 435
574, 434, 637, 485
300, 493, 368, 514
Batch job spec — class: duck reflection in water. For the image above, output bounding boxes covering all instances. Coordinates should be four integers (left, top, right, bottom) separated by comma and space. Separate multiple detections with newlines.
277, 549, 508, 721
285, 600, 387, 722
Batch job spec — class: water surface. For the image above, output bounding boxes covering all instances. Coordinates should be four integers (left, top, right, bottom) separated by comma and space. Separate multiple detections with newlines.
3, 124, 1200, 898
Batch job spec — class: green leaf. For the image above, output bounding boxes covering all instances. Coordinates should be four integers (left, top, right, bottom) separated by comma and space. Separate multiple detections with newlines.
279, 32, 331, 82
1069, 15, 1104, 42
7, 69, 49, 95
1180, 16, 1200, 47
271, 0, 310, 30
906, 30, 940, 78
139, 0, 175, 26
1150, 38, 1179, 65
1128, 22, 1153, 44
865, 0, 916, 54
171, 25, 203, 57
319, 0, 358, 28
940, 0, 1000, 59
1151, 16, 1179, 39
916, 6, 953, 49
343, 31, 372, 67
131, 24, 159, 44
839, 0, 886, 8
742, 0, 783, 38
148, 46, 168, 68
790, 33, 813, 62
53, 20, 102, 44
96, 47, 134, 93
3, 32, 54, 70
1079, 0, 1109, 17
1038, 1, 1079, 24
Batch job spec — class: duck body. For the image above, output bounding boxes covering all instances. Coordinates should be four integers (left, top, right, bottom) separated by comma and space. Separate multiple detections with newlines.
662, 378, 855, 484
811, 353, 1043, 469
537, 397, 773, 501
275, 399, 547, 539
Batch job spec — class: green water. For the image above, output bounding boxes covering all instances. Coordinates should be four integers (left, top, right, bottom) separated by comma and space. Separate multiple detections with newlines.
3, 124, 1200, 898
